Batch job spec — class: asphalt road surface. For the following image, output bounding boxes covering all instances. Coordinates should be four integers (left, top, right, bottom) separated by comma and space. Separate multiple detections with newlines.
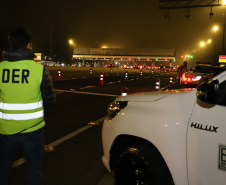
8, 71, 179, 185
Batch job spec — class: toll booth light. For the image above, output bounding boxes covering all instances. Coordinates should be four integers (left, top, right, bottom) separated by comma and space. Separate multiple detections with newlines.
181, 55, 184, 59
190, 56, 193, 59
155, 59, 158, 61
165, 59, 167, 61
147, 58, 149, 60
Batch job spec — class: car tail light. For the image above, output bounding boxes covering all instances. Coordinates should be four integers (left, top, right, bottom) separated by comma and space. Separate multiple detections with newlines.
183, 75, 193, 83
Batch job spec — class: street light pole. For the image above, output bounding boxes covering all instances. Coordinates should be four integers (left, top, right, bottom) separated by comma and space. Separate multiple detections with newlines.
223, 7, 226, 55
213, 26, 219, 62
69, 39, 73, 65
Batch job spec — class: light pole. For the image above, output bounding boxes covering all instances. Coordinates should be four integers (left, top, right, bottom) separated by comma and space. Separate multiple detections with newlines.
222, 3, 226, 55
199, 41, 206, 63
69, 39, 74, 65
207, 39, 212, 44
213, 25, 219, 62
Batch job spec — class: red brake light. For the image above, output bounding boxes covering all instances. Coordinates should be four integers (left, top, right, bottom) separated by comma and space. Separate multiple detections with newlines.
184, 75, 193, 83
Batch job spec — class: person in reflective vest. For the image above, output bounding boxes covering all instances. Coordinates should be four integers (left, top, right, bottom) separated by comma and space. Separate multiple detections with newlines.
177, 61, 187, 85
0, 27, 55, 185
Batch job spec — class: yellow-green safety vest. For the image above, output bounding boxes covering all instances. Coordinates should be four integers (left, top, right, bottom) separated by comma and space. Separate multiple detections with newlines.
0, 60, 45, 135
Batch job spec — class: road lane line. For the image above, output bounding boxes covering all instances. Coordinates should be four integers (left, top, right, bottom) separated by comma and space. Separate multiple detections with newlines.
55, 89, 119, 97
12, 116, 107, 168
50, 125, 93, 147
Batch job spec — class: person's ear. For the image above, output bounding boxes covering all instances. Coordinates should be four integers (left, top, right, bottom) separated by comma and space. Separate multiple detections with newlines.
27, 42, 32, 50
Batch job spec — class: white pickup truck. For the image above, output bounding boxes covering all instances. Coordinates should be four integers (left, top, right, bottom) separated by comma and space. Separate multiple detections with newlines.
102, 70, 226, 185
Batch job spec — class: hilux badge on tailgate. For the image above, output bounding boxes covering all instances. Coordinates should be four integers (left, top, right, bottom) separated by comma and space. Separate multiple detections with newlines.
190, 122, 218, 133
219, 145, 226, 171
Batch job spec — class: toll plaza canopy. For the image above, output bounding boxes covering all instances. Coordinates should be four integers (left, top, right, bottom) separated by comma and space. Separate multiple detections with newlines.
72, 48, 175, 62
159, 0, 222, 9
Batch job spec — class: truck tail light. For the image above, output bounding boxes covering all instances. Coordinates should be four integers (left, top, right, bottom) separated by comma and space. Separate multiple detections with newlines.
184, 75, 193, 83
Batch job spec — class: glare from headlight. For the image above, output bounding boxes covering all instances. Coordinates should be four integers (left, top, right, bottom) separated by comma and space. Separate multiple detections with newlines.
107, 101, 128, 120
192, 75, 202, 81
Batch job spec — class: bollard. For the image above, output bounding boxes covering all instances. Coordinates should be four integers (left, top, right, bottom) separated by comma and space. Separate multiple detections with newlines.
57, 69, 61, 81
110, 67, 112, 76
99, 72, 104, 86
140, 70, 143, 78
125, 71, 128, 81
121, 87, 128, 96
155, 79, 160, 91
169, 76, 173, 86
90, 68, 93, 77
135, 68, 137, 73
158, 69, 160, 75
152, 70, 154, 75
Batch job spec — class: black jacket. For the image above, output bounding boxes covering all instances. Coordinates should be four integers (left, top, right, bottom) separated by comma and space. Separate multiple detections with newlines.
2, 48, 55, 114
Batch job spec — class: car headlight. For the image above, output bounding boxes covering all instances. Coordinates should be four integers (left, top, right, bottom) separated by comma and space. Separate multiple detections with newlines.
107, 101, 128, 120
192, 75, 202, 81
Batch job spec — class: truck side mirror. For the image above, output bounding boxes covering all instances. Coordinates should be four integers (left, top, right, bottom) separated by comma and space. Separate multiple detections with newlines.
197, 79, 219, 104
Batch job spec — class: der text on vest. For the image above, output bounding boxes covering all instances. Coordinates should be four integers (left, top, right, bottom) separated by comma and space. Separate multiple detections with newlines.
2, 69, 30, 83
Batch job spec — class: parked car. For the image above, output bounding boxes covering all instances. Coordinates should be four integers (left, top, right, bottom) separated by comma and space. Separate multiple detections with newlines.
181, 64, 226, 87
102, 69, 226, 185
133, 64, 147, 69
106, 63, 115, 68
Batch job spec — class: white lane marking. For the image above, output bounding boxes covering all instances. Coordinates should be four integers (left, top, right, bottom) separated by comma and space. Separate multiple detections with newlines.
80, 86, 96, 89
13, 116, 107, 168
106, 82, 117, 84
50, 125, 93, 147
55, 89, 119, 97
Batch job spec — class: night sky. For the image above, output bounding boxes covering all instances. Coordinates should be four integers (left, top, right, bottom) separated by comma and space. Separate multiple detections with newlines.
0, 0, 225, 66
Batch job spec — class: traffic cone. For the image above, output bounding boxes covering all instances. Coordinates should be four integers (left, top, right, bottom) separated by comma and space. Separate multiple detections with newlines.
100, 72, 104, 86
121, 87, 128, 96
169, 76, 173, 86
140, 70, 143, 78
155, 79, 160, 91
125, 71, 128, 81
57, 69, 61, 81
90, 68, 93, 77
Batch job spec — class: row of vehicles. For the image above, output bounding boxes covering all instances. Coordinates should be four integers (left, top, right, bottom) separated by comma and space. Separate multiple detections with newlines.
105, 63, 178, 71
133, 64, 178, 72
102, 62, 226, 184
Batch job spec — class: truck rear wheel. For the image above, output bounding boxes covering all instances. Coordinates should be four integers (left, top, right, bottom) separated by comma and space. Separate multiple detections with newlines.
114, 144, 174, 185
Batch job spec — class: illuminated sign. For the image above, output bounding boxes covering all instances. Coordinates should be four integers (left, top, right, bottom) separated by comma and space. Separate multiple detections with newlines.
219, 55, 226, 62
34, 53, 42, 61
